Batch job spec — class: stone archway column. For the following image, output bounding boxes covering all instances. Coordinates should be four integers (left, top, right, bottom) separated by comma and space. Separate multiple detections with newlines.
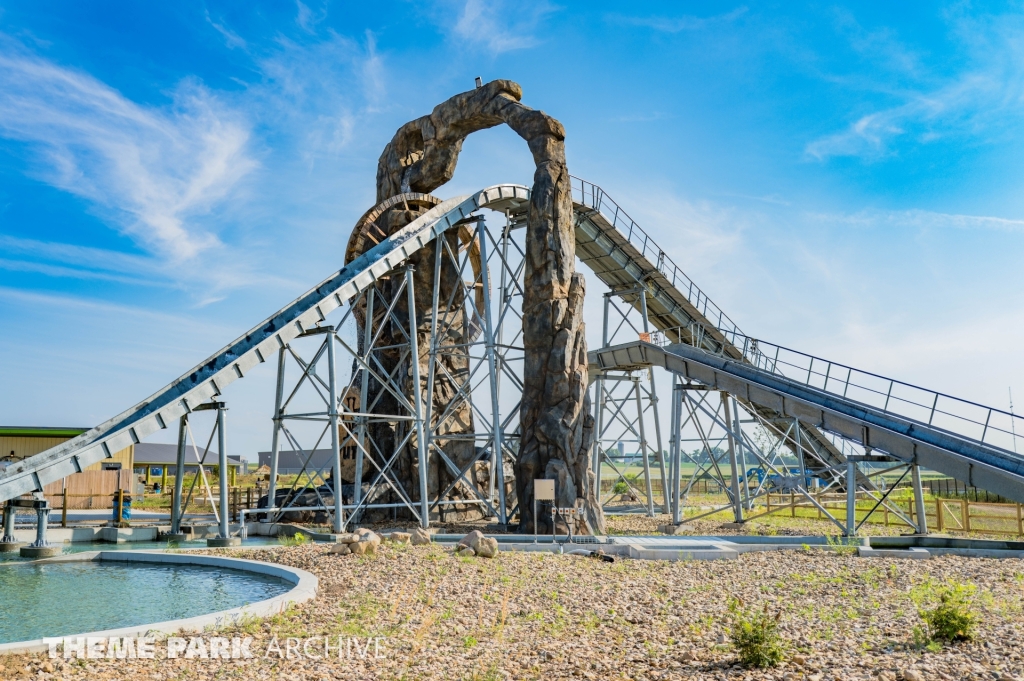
372, 80, 604, 534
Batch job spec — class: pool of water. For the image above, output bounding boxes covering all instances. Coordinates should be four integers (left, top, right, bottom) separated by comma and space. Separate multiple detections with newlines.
0, 536, 283, 562
0, 560, 291, 644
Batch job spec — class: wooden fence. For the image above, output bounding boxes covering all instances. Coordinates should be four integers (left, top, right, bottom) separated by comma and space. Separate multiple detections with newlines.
762, 492, 1024, 536
41, 470, 133, 510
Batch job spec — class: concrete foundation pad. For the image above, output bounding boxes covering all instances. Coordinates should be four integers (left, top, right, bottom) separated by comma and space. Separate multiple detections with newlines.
858, 547, 931, 559
20, 545, 61, 558
0, 542, 25, 552
657, 524, 695, 535
160, 533, 188, 542
718, 522, 746, 530
207, 537, 242, 547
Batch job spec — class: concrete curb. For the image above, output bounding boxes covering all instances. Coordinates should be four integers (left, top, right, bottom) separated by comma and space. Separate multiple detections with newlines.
0, 550, 318, 655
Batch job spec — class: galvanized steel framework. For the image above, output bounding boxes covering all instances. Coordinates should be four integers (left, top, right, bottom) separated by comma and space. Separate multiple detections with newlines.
4, 179, 1024, 540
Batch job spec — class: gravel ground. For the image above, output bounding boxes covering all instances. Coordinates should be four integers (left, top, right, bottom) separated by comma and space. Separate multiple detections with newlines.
4, 540, 1023, 681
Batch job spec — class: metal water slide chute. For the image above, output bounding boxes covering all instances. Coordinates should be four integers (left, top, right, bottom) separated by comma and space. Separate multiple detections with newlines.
590, 340, 1024, 504
570, 178, 851, 483
4, 177, 1023, 514
0, 186, 531, 505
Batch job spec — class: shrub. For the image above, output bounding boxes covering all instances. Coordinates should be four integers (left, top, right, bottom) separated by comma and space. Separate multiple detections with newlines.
912, 580, 978, 644
727, 598, 785, 668
613, 481, 628, 495
279, 531, 311, 546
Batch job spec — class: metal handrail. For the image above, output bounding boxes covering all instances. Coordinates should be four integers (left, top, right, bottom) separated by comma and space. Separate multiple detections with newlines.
570, 176, 747, 342
651, 324, 1024, 457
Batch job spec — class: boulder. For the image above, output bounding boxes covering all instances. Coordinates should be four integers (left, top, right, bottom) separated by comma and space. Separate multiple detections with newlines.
350, 540, 375, 556
389, 532, 411, 543
458, 530, 485, 550
336, 533, 360, 544
329, 543, 352, 556
455, 545, 475, 557
475, 536, 499, 558
457, 529, 498, 558
410, 527, 431, 546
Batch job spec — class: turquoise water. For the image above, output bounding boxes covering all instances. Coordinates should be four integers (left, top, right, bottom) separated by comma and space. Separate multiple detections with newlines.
0, 560, 290, 644
0, 536, 281, 562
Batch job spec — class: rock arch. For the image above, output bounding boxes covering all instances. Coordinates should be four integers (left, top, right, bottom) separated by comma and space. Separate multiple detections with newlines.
363, 80, 603, 534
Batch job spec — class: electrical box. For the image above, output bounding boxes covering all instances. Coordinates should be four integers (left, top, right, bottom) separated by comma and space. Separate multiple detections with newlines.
534, 479, 555, 501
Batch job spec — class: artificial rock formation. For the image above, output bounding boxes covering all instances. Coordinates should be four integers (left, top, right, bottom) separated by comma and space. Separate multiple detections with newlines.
355, 80, 604, 534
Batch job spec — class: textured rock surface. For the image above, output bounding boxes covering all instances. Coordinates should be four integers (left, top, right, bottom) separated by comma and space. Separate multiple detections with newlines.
373, 80, 603, 535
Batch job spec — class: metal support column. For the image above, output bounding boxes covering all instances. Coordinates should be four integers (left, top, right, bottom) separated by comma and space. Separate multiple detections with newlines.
846, 457, 857, 536
326, 330, 345, 533
722, 392, 744, 524
353, 288, 374, 520
633, 378, 655, 516
30, 505, 50, 548
592, 376, 605, 489
911, 463, 929, 535
170, 414, 188, 535
477, 220, 507, 525
406, 265, 430, 528
637, 287, 669, 513
1, 501, 18, 547
670, 376, 683, 524
216, 405, 230, 540
267, 346, 286, 522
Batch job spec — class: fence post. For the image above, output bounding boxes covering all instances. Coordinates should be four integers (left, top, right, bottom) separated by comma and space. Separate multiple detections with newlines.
61, 488, 68, 528
791, 491, 796, 518
1017, 503, 1023, 536
884, 504, 889, 526
766, 493, 771, 514
962, 499, 970, 532
935, 498, 944, 532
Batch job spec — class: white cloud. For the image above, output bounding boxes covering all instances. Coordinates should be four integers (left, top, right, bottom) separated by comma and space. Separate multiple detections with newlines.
805, 10, 1024, 161
615, 7, 748, 33
295, 1, 328, 34
204, 9, 247, 50
434, 0, 557, 54
807, 207, 1024, 233
0, 47, 257, 262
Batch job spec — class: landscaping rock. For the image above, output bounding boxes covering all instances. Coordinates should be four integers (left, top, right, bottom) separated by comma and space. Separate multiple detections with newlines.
475, 536, 498, 558
328, 543, 351, 556
350, 540, 375, 556
389, 531, 411, 543
410, 527, 431, 545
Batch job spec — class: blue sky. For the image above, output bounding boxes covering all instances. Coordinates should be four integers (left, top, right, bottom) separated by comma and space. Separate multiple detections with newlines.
2, 1, 1023, 459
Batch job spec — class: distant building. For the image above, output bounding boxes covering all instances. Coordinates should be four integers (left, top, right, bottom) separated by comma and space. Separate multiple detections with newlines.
258, 449, 334, 475
0, 426, 133, 471
133, 442, 246, 480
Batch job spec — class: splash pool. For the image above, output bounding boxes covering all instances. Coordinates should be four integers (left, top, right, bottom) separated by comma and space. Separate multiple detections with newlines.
0, 553, 313, 649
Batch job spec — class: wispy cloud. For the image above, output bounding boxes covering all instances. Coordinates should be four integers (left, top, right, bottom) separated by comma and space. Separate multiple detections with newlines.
295, 1, 328, 34
808, 207, 1024, 233
204, 9, 246, 50
0, 41, 257, 261
805, 10, 1024, 161
431, 0, 557, 54
614, 7, 748, 34
804, 73, 1000, 160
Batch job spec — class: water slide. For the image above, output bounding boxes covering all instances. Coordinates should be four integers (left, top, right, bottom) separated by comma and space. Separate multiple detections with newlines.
3, 179, 1022, 505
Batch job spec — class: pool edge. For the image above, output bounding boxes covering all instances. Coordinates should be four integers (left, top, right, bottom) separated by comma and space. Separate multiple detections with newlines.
0, 550, 318, 656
